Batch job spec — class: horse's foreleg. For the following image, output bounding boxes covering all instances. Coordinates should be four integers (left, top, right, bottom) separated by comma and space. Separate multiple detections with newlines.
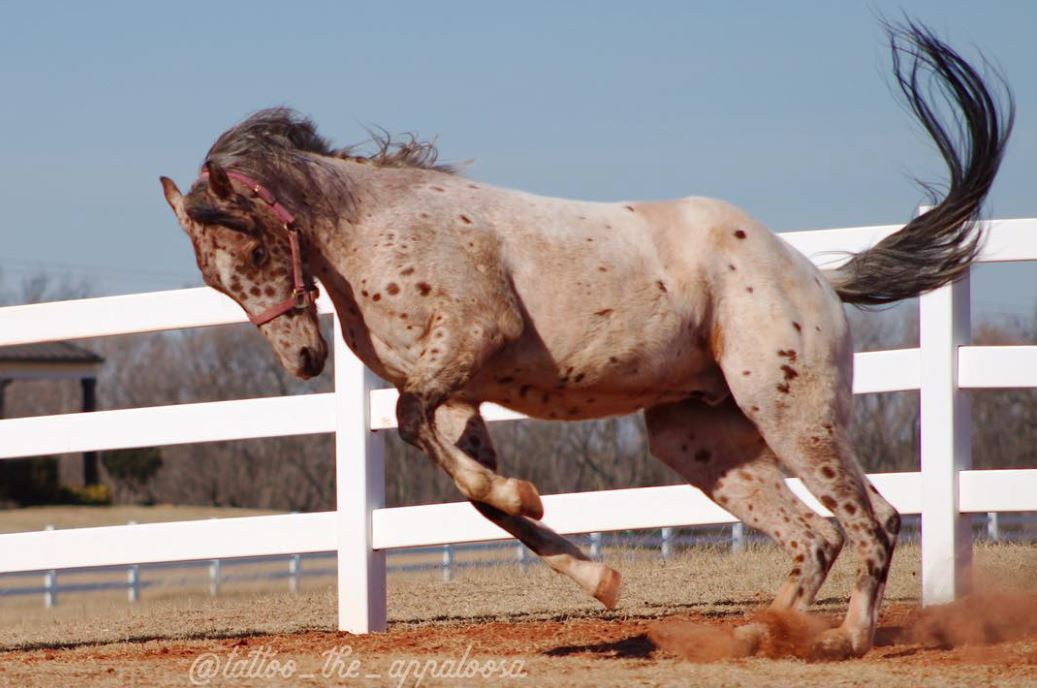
398, 396, 621, 608
471, 501, 622, 609
396, 391, 543, 519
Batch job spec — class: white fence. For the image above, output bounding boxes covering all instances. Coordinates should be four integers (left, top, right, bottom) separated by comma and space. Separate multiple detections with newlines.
1, 216, 1037, 634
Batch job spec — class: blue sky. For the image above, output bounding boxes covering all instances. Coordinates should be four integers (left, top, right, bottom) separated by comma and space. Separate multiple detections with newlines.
0, 1, 1034, 315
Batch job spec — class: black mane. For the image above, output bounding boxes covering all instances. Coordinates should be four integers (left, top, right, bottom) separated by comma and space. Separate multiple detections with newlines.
190, 108, 454, 227
205, 107, 453, 174
206, 108, 336, 164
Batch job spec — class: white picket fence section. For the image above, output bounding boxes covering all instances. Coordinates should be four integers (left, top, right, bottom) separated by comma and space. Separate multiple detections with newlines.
1, 216, 1037, 634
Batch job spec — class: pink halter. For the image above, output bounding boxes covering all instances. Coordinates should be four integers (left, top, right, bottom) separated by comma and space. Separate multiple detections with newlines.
200, 169, 320, 326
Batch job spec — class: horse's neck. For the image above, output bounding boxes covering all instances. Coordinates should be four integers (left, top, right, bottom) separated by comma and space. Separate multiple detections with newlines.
301, 159, 415, 297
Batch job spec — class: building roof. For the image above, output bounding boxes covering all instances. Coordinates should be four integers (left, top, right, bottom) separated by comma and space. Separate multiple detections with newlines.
0, 342, 104, 365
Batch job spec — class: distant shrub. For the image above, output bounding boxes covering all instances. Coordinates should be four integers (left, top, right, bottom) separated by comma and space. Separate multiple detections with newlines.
59, 483, 112, 506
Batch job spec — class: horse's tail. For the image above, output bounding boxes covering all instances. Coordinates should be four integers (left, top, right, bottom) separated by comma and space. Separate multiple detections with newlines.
827, 20, 1013, 306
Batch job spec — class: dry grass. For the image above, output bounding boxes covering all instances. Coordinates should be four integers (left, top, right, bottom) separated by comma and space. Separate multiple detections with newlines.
0, 504, 280, 534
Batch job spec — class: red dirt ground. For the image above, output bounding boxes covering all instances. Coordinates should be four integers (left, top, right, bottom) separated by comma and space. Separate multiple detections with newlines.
6, 598, 1037, 687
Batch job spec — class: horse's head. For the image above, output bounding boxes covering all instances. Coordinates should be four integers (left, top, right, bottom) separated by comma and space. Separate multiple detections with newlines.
160, 162, 328, 379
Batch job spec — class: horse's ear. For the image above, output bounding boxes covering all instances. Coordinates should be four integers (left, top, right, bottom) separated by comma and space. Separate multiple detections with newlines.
160, 176, 195, 234
160, 176, 182, 208
205, 161, 233, 199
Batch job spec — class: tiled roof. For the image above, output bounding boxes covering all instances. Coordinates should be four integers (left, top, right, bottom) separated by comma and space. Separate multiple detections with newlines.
0, 342, 104, 364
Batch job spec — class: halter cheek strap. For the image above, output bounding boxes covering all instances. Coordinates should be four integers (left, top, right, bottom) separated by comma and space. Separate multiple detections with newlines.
198, 169, 320, 326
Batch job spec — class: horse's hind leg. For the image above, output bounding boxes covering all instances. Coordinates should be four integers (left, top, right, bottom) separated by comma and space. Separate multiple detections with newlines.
645, 398, 844, 614
402, 398, 621, 608
717, 337, 897, 658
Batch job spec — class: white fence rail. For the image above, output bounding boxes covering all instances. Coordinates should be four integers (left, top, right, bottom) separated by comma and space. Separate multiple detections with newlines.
9, 512, 1036, 608
1, 217, 1036, 633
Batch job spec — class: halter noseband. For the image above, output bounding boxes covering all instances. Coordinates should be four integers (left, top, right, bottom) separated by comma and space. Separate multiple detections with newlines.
199, 169, 320, 326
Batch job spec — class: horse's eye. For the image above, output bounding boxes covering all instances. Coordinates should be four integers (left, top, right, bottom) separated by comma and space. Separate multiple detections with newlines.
250, 245, 267, 267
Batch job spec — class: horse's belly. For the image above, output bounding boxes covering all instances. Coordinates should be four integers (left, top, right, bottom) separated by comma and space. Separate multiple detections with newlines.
467, 347, 729, 421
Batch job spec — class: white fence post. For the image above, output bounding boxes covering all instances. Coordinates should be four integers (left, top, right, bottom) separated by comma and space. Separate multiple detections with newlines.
516, 542, 528, 573
43, 524, 56, 608
986, 512, 1000, 543
442, 544, 454, 582
208, 559, 221, 597
127, 521, 140, 603
288, 554, 301, 593
334, 313, 387, 633
731, 522, 745, 553
660, 527, 673, 559
589, 532, 603, 560
127, 565, 141, 603
919, 267, 973, 605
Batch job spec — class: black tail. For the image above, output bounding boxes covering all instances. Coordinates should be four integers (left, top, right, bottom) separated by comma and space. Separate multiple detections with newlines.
829, 20, 1014, 306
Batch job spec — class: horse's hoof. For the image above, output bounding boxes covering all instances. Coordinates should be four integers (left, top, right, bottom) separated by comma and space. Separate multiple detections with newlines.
593, 565, 622, 609
810, 627, 866, 661
732, 622, 767, 657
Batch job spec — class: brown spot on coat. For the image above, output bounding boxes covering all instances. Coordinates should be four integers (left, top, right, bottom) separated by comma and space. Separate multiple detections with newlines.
460, 214, 472, 224
780, 364, 799, 381
595, 308, 614, 317
820, 466, 836, 479
777, 349, 798, 362
694, 449, 712, 463
416, 282, 432, 296
656, 280, 667, 293
820, 495, 838, 511
792, 321, 802, 332
624, 205, 635, 212
401, 267, 415, 276
734, 230, 747, 239
386, 282, 400, 295
746, 286, 754, 293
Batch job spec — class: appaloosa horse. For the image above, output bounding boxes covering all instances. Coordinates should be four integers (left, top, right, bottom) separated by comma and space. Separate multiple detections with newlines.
161, 22, 1012, 658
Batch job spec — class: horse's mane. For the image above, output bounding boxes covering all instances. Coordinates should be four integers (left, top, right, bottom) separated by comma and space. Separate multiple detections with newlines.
205, 107, 454, 174
194, 108, 454, 226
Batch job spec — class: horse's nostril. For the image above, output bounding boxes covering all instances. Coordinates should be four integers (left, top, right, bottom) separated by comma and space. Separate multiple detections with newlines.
300, 347, 317, 376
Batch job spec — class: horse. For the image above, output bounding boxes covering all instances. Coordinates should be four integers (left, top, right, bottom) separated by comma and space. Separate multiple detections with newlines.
160, 21, 1012, 659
